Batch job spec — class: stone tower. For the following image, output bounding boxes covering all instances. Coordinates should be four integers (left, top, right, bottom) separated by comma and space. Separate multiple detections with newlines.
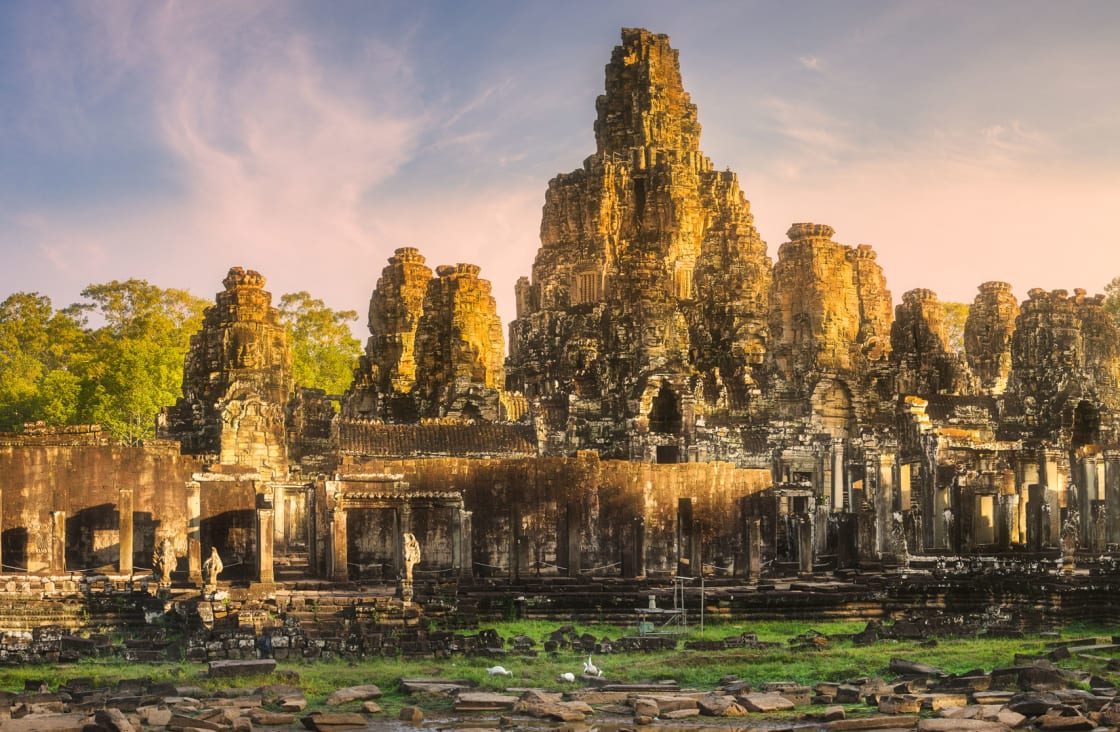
768, 224, 893, 431
159, 267, 293, 479
507, 28, 772, 458
345, 252, 506, 422
964, 281, 1018, 395
891, 288, 972, 398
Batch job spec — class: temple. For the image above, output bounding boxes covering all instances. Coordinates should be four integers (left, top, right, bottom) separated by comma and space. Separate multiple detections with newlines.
1, 28, 1119, 599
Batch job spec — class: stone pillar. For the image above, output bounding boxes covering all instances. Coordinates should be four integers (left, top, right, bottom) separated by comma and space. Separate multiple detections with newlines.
509, 504, 521, 583
272, 483, 286, 556
798, 515, 813, 577
677, 498, 694, 577
565, 501, 581, 578
451, 506, 463, 577
690, 519, 702, 577
1106, 451, 1120, 545
186, 481, 202, 584
118, 488, 134, 576
633, 516, 646, 578
50, 510, 66, 574
1091, 500, 1108, 554
1041, 449, 1063, 544
331, 505, 348, 583
1026, 484, 1046, 552
256, 494, 274, 584
460, 510, 473, 579
877, 452, 896, 555
745, 518, 762, 582
831, 441, 845, 512
396, 504, 410, 578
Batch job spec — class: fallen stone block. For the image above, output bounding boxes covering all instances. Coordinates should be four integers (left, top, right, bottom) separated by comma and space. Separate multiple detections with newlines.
207, 659, 277, 678
325, 684, 382, 705
453, 692, 518, 712
301, 711, 370, 731
917, 720, 1011, 731
878, 695, 921, 714
739, 692, 795, 713
826, 715, 919, 729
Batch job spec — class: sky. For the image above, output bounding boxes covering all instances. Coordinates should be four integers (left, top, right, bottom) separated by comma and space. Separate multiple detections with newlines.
2, 1, 1119, 334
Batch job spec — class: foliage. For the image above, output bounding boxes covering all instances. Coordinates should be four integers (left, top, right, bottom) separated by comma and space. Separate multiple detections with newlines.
277, 291, 362, 396
0, 281, 207, 442
75, 281, 208, 445
941, 301, 969, 354
1105, 275, 1120, 327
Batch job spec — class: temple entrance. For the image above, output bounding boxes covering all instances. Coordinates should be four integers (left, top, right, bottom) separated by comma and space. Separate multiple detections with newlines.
1072, 400, 1100, 448
273, 483, 315, 582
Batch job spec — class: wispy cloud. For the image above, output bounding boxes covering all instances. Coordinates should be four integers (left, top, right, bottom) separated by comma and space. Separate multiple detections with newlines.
798, 55, 822, 72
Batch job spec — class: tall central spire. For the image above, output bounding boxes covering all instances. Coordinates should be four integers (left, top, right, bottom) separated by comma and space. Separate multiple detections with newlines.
594, 28, 701, 155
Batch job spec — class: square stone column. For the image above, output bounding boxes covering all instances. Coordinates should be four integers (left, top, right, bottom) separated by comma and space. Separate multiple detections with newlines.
330, 506, 348, 583
186, 481, 202, 584
118, 488, 134, 575
831, 440, 846, 512
460, 510, 473, 579
797, 515, 814, 577
565, 501, 582, 578
745, 518, 762, 582
256, 493, 274, 584
50, 510, 66, 574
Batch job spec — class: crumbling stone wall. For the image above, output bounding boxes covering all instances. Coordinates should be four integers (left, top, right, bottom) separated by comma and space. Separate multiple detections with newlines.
343, 453, 769, 577
0, 434, 199, 573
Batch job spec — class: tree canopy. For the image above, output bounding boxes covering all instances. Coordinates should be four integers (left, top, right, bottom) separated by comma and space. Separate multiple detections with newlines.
277, 292, 362, 397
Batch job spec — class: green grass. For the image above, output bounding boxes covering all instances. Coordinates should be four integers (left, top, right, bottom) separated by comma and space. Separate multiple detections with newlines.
1, 619, 1117, 718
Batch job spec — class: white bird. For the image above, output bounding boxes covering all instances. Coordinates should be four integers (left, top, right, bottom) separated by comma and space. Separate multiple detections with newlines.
583, 654, 602, 677
558, 672, 576, 683
486, 665, 513, 677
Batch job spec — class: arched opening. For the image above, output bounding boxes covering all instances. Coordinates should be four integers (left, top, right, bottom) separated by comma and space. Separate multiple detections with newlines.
649, 385, 682, 435
1072, 400, 1100, 448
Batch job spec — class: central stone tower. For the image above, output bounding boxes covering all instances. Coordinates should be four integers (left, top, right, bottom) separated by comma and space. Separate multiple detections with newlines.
507, 28, 772, 459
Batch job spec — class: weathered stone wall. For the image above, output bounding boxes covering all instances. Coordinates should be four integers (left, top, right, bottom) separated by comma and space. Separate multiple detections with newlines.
341, 454, 769, 576
0, 438, 200, 573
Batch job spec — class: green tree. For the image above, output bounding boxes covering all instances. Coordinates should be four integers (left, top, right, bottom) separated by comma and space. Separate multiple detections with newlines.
76, 280, 208, 445
1104, 276, 1120, 327
277, 292, 362, 396
0, 293, 87, 430
941, 301, 969, 354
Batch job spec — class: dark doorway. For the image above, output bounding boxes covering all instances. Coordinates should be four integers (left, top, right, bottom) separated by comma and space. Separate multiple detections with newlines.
649, 385, 682, 434
656, 445, 680, 464
1072, 400, 1100, 448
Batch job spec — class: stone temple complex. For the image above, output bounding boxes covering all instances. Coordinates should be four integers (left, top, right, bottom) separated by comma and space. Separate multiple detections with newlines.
1, 29, 1120, 623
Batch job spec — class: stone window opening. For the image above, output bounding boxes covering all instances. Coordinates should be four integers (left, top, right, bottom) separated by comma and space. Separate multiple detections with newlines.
571, 270, 601, 306
674, 265, 693, 300
649, 385, 683, 435
1071, 400, 1100, 448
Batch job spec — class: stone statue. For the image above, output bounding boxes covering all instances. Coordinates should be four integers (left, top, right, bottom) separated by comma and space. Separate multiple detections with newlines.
202, 546, 224, 589
403, 532, 421, 583
152, 538, 176, 587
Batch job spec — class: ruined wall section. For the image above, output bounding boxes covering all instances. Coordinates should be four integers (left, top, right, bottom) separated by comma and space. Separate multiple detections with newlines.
341, 453, 769, 576
507, 28, 772, 457
767, 224, 894, 430
1004, 288, 1120, 443
891, 288, 973, 398
0, 439, 200, 573
964, 281, 1019, 395
159, 267, 292, 479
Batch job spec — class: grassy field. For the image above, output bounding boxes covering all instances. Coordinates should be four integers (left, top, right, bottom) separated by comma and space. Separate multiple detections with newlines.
0, 618, 1116, 717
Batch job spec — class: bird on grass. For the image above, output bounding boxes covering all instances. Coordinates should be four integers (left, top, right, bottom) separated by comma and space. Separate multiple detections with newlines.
486, 665, 513, 677
558, 672, 576, 683
583, 654, 602, 677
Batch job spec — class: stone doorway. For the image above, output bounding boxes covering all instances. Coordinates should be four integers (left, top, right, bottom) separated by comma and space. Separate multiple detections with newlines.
272, 483, 315, 582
